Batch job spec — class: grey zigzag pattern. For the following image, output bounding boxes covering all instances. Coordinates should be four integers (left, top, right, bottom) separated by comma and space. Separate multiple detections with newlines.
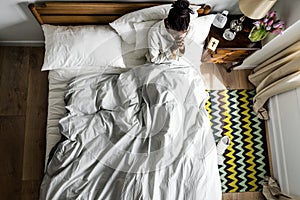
206, 89, 270, 193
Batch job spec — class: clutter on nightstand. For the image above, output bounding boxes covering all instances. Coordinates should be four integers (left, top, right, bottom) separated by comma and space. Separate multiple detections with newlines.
223, 16, 245, 41
201, 15, 262, 72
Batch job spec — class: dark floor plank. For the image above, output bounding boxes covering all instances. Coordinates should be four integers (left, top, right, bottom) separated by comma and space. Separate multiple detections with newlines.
0, 46, 30, 115
0, 116, 25, 200
22, 47, 47, 183
22, 180, 40, 200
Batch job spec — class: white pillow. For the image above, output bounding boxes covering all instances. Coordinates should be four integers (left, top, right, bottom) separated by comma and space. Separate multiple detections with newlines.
109, 4, 171, 44
181, 14, 216, 68
134, 20, 159, 51
188, 14, 216, 45
41, 24, 126, 71
109, 4, 200, 44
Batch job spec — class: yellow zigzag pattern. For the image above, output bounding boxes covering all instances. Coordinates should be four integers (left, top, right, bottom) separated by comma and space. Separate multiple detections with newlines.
205, 90, 213, 127
221, 90, 238, 192
240, 90, 257, 191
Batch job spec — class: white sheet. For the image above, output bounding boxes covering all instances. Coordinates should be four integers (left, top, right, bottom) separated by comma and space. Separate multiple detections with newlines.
45, 39, 151, 164
45, 70, 221, 199
43, 63, 221, 199
46, 67, 126, 165
45, 47, 207, 168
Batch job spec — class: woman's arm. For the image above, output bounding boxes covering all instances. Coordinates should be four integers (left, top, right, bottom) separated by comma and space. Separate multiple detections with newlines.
146, 27, 175, 64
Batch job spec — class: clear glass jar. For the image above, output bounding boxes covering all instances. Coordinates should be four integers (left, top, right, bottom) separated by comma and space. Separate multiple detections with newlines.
212, 10, 229, 29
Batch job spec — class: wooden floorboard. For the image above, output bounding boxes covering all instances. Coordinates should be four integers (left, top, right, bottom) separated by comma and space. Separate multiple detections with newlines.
0, 46, 30, 116
200, 63, 255, 90
223, 191, 265, 199
0, 116, 25, 200
21, 180, 40, 200
22, 47, 47, 181
0, 46, 268, 199
264, 120, 274, 177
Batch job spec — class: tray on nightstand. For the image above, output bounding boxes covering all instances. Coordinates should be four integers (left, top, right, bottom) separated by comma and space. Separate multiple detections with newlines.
201, 15, 262, 68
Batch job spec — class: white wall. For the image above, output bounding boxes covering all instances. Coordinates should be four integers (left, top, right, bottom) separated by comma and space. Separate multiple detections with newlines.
273, 0, 300, 28
268, 88, 300, 196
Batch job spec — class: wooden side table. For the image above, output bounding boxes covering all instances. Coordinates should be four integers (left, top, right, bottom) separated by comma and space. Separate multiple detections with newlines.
201, 15, 262, 72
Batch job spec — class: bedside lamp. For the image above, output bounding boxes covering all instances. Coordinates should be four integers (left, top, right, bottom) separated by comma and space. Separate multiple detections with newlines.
239, 0, 277, 20
223, 0, 277, 41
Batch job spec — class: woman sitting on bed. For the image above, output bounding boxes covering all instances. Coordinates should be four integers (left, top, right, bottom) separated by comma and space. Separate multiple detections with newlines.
146, 0, 194, 64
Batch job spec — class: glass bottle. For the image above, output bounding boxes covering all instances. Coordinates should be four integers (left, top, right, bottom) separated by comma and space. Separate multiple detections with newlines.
212, 10, 229, 29
223, 16, 245, 41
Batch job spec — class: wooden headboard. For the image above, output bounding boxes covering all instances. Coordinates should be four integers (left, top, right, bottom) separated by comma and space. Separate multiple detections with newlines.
29, 1, 171, 25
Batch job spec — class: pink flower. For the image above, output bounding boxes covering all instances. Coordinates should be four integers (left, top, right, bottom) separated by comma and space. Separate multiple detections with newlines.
267, 19, 274, 27
252, 10, 285, 35
253, 21, 260, 25
273, 23, 281, 29
269, 11, 276, 18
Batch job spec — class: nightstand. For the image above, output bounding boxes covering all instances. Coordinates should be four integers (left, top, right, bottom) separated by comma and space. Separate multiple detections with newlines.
201, 15, 262, 72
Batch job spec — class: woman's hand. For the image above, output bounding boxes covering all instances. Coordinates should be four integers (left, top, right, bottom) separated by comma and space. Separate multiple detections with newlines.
178, 43, 185, 55
170, 42, 179, 57
171, 38, 184, 50
170, 38, 185, 58
175, 38, 185, 55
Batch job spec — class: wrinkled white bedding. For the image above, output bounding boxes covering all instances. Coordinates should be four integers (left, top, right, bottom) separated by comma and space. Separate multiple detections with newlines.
41, 63, 221, 199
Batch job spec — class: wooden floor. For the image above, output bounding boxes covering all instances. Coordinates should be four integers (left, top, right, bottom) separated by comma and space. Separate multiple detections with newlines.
0, 46, 266, 199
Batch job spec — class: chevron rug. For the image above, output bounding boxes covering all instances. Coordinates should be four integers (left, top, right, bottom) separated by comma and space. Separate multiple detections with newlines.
205, 89, 270, 193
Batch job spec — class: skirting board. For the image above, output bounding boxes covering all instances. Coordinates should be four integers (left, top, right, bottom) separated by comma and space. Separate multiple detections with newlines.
267, 88, 300, 196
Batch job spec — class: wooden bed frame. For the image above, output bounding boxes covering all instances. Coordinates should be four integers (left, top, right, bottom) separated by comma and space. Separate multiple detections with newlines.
28, 1, 211, 25
29, 1, 172, 25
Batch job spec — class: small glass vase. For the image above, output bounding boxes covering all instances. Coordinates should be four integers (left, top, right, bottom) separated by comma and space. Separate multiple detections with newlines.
248, 27, 269, 42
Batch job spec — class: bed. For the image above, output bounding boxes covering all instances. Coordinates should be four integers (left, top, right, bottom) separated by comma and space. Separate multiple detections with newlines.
30, 2, 221, 199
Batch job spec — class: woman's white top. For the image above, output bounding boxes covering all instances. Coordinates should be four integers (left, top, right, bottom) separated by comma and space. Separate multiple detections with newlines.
146, 20, 190, 64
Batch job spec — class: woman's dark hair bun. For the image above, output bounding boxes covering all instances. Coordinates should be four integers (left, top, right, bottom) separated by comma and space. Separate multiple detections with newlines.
172, 0, 190, 10
167, 0, 193, 31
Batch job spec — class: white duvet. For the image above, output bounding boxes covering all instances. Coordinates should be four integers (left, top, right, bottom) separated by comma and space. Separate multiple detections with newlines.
40, 63, 221, 200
